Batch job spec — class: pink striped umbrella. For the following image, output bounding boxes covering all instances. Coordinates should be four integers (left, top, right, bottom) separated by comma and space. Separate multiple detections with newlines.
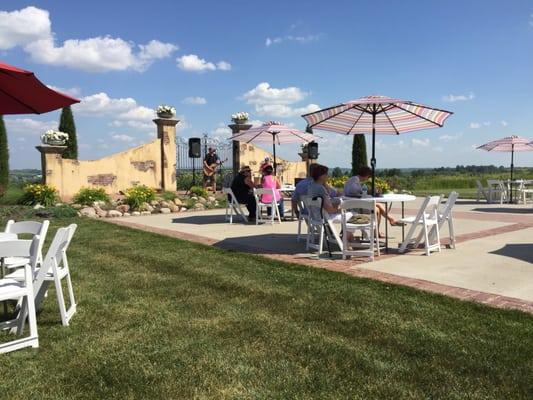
302, 95, 453, 195
229, 121, 317, 174
477, 135, 533, 202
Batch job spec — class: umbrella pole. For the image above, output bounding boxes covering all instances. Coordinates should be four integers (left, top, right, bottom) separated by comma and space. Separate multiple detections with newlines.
371, 112, 376, 197
272, 135, 277, 176
510, 145, 514, 203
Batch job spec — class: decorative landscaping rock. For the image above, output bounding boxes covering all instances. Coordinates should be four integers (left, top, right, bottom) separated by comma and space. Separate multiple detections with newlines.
141, 203, 154, 212
93, 200, 106, 208
94, 207, 107, 218
106, 210, 122, 218
180, 207, 188, 212
173, 198, 182, 206
141, 211, 151, 216
207, 196, 216, 203
160, 201, 170, 208
193, 203, 205, 210
159, 207, 171, 214
191, 196, 198, 201
116, 204, 130, 214
197, 197, 207, 205
80, 207, 97, 218
150, 200, 159, 207
169, 203, 180, 213
132, 211, 141, 216
33, 204, 45, 210
123, 212, 131, 217
70, 203, 83, 210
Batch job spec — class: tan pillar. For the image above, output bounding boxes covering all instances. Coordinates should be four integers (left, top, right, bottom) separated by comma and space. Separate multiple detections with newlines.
153, 118, 179, 191
228, 122, 252, 176
36, 145, 67, 189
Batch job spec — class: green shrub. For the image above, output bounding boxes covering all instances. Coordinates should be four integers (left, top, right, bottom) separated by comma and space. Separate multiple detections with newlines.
161, 191, 177, 201
190, 186, 208, 198
125, 185, 156, 210
73, 187, 110, 205
32, 205, 78, 219
19, 183, 58, 207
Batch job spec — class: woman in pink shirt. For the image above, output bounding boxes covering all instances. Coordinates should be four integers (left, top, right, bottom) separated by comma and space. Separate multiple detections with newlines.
261, 165, 284, 217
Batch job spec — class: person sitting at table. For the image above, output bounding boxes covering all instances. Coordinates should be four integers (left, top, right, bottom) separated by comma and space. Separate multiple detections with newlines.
230, 166, 257, 222
344, 166, 403, 237
261, 165, 284, 218
307, 164, 354, 242
291, 163, 337, 216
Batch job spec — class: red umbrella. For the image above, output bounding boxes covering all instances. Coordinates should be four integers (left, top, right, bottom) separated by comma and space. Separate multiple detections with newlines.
0, 61, 80, 114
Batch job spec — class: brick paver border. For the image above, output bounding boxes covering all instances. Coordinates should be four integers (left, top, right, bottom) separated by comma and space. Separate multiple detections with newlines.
106, 218, 533, 315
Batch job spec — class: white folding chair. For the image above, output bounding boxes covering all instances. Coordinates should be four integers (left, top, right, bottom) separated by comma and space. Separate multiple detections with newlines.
222, 188, 248, 224
4, 220, 49, 271
398, 196, 441, 256
7, 225, 77, 327
0, 238, 39, 353
475, 180, 490, 203
422, 192, 459, 250
340, 199, 380, 261
518, 180, 533, 205
487, 180, 507, 204
303, 196, 343, 257
253, 188, 281, 225
296, 195, 310, 242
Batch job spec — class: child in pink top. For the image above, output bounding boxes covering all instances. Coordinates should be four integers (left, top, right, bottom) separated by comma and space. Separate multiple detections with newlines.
261, 165, 284, 217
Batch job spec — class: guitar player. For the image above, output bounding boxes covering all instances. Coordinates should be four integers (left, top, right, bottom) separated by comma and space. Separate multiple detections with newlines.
203, 147, 220, 193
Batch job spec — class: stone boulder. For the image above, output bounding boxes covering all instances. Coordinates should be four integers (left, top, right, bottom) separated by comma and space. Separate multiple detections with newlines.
141, 203, 154, 212
180, 207, 188, 212
80, 207, 97, 218
94, 206, 107, 218
150, 200, 159, 207
159, 207, 171, 214
132, 211, 141, 216
194, 203, 205, 210
207, 196, 216, 203
141, 211, 151, 216
123, 212, 131, 217
70, 203, 83, 210
197, 197, 207, 205
169, 203, 180, 213
116, 204, 130, 214
173, 198, 182, 206
106, 210, 122, 218
160, 201, 170, 208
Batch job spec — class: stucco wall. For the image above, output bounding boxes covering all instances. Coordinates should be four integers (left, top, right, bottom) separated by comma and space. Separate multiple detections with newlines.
238, 143, 308, 185
39, 118, 178, 201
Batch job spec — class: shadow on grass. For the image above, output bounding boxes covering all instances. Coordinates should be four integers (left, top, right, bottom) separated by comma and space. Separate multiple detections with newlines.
489, 244, 533, 264
471, 207, 533, 215
171, 214, 229, 225
215, 233, 311, 256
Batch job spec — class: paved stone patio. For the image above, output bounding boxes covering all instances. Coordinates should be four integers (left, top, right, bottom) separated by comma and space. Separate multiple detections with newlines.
107, 198, 533, 314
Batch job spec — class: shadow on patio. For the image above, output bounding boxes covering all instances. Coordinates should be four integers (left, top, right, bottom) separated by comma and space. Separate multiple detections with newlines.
471, 207, 533, 215
489, 244, 533, 264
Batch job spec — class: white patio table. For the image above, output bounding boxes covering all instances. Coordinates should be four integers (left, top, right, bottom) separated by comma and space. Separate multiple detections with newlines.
342, 194, 416, 252
280, 185, 296, 220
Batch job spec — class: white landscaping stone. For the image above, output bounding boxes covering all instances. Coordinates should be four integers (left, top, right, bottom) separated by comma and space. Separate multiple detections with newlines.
80, 207, 97, 217
141, 211, 151, 216
106, 210, 122, 218
159, 207, 171, 214
197, 197, 207, 205
132, 211, 141, 216
173, 198, 182, 206
123, 212, 131, 217
208, 196, 216, 202
180, 207, 188, 212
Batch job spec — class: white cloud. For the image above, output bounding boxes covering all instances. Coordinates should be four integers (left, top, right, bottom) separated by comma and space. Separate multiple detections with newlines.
47, 85, 81, 97
117, 106, 154, 121
255, 103, 320, 118
483, 121, 491, 126
242, 82, 318, 118
176, 54, 231, 72
0, 6, 51, 50
411, 138, 430, 147
265, 34, 321, 47
439, 132, 463, 142
73, 92, 137, 115
442, 92, 475, 102
111, 134, 135, 142
4, 117, 56, 136
242, 82, 307, 105
469, 122, 481, 129
500, 120, 508, 127
1, 6, 176, 72
182, 96, 207, 105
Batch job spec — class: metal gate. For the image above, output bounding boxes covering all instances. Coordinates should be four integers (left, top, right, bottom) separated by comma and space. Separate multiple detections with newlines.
175, 134, 233, 189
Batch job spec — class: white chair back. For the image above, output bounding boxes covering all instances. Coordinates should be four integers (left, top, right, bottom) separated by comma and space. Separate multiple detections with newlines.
253, 188, 281, 224
0, 236, 40, 262
4, 220, 49, 266
34, 227, 70, 289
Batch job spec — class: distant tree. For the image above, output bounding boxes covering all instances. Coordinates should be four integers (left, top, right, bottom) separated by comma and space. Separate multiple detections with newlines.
331, 167, 344, 178
351, 135, 368, 176
0, 116, 9, 197
59, 106, 78, 159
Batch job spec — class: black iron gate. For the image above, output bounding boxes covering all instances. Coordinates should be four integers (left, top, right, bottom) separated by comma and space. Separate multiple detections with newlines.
175, 134, 233, 189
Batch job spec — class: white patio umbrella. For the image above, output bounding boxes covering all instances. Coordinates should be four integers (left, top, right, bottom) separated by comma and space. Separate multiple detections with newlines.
229, 121, 318, 174
302, 95, 453, 195
477, 135, 533, 202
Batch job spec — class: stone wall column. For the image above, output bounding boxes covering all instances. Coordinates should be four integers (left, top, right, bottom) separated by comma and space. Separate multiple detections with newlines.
228, 123, 252, 176
36, 145, 67, 191
154, 118, 179, 191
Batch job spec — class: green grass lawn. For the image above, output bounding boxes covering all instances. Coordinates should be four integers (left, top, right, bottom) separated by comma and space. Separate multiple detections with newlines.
1, 218, 532, 399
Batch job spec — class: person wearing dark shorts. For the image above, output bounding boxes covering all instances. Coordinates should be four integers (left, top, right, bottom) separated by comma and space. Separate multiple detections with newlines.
203, 147, 219, 192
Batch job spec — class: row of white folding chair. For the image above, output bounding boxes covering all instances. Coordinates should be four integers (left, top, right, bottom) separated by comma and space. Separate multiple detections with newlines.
4, 220, 50, 272
223, 188, 248, 224
303, 197, 379, 261
0, 237, 40, 353
6, 224, 78, 329
296, 196, 310, 242
253, 188, 281, 225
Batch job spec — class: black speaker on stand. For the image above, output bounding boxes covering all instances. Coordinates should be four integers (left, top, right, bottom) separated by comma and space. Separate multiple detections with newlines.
188, 138, 202, 188
308, 141, 319, 160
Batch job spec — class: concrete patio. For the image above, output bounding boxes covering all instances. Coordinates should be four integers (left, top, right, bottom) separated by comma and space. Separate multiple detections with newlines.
108, 198, 533, 313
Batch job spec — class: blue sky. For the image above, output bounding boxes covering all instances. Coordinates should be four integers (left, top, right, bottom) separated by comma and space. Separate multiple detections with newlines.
2, 0, 533, 169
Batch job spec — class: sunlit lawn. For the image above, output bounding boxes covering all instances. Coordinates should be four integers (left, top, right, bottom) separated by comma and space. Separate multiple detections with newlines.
1, 217, 532, 399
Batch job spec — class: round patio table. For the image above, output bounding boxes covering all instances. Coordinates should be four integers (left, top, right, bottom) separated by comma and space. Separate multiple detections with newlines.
358, 194, 416, 252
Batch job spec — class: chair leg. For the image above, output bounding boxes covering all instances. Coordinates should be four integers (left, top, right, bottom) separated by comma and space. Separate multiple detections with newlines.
399, 223, 418, 253
53, 272, 69, 326
448, 218, 456, 249
423, 224, 431, 256
317, 225, 324, 256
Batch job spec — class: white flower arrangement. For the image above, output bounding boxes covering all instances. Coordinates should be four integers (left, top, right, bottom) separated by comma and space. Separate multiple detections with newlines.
41, 129, 69, 144
231, 111, 249, 122
156, 105, 176, 116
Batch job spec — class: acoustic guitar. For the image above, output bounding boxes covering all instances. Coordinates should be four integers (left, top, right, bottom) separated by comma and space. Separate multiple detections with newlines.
203, 158, 227, 177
